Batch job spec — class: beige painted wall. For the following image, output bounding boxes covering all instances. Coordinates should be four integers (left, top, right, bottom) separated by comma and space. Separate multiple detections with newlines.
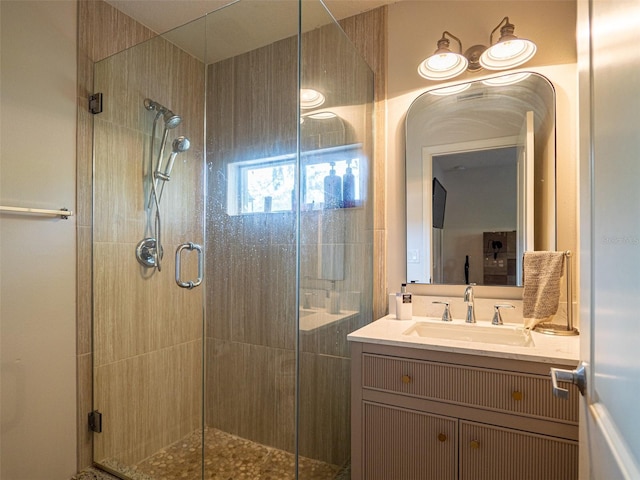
385, 1, 578, 316
0, 1, 78, 478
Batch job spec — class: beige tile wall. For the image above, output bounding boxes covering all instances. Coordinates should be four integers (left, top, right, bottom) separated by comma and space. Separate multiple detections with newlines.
339, 9, 388, 321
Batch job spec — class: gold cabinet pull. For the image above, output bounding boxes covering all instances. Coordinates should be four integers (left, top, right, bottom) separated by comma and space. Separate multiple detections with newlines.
437, 433, 447, 442
401, 374, 412, 384
470, 440, 480, 449
512, 390, 523, 401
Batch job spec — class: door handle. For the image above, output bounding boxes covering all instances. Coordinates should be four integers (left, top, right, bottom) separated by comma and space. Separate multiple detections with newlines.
550, 362, 587, 399
175, 242, 203, 289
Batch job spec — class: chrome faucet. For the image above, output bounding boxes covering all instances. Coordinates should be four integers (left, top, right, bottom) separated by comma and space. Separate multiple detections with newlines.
464, 284, 476, 323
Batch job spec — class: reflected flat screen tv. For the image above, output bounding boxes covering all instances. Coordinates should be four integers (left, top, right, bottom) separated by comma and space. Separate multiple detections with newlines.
432, 177, 447, 229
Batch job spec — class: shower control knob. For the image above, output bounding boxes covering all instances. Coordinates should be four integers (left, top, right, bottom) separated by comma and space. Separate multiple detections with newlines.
135, 237, 162, 268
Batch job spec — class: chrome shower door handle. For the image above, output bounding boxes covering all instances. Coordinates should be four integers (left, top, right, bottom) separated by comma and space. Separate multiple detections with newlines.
175, 242, 203, 289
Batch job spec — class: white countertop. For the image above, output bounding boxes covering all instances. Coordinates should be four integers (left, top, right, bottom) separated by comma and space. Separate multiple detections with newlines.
347, 315, 580, 365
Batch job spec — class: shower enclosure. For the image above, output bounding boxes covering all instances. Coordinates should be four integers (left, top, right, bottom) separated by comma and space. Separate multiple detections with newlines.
91, 1, 374, 478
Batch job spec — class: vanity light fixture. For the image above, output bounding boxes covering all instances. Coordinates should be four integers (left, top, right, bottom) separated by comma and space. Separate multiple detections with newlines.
417, 31, 468, 81
417, 17, 536, 81
479, 17, 537, 70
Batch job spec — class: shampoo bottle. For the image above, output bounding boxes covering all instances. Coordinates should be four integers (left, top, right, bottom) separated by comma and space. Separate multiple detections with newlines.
342, 161, 355, 208
395, 283, 413, 320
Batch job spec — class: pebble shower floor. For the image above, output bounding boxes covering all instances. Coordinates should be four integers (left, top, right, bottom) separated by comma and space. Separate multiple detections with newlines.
73, 428, 350, 480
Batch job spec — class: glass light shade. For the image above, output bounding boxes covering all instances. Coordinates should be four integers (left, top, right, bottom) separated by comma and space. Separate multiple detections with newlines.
479, 38, 536, 70
300, 88, 325, 109
418, 52, 468, 80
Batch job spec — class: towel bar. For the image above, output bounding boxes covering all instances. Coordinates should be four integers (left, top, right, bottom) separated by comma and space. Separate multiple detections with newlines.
533, 250, 579, 336
0, 205, 73, 219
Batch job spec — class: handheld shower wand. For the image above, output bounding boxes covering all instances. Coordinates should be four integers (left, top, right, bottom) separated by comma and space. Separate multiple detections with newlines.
156, 136, 190, 203
156, 136, 191, 181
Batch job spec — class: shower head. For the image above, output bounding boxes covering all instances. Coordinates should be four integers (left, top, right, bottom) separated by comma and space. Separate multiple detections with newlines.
144, 98, 181, 128
163, 110, 182, 129
172, 136, 190, 153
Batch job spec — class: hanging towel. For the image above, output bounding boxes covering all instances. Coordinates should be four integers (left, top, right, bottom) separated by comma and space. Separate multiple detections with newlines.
522, 251, 565, 329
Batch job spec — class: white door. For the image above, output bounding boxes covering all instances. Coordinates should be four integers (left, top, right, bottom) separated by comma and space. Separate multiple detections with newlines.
516, 110, 534, 282
578, 0, 640, 477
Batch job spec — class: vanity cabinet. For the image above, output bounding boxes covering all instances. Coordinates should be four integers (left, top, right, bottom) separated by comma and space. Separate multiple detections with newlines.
351, 342, 579, 480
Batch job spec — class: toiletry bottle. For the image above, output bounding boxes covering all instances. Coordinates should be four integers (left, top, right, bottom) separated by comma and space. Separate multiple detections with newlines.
326, 280, 341, 314
395, 283, 413, 320
342, 161, 355, 208
324, 162, 342, 209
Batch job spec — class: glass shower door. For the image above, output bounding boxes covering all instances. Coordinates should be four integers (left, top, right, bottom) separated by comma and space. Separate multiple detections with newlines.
203, 2, 299, 478
91, 16, 206, 479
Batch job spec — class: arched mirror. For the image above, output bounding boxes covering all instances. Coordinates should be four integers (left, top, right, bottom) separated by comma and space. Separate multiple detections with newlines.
406, 72, 556, 286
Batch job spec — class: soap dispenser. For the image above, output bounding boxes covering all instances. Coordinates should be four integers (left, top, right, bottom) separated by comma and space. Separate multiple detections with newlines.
324, 162, 342, 209
395, 283, 413, 320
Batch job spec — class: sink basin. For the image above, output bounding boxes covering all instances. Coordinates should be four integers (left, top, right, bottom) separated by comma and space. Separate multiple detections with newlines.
402, 322, 534, 347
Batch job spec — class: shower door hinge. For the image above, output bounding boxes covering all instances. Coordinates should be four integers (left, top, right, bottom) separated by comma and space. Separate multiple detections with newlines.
88, 93, 103, 114
88, 410, 102, 433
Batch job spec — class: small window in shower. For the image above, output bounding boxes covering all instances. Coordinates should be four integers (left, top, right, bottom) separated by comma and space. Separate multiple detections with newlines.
227, 144, 364, 215
239, 158, 296, 214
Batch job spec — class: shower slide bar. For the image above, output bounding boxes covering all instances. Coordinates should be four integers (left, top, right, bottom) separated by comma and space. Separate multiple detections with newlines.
0, 205, 73, 219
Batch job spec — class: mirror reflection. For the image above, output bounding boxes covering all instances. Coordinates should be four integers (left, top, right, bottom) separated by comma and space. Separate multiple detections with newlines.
406, 72, 556, 286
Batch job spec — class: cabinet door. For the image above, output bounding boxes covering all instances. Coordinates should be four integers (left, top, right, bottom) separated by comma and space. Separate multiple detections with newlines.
363, 402, 457, 480
459, 421, 578, 480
